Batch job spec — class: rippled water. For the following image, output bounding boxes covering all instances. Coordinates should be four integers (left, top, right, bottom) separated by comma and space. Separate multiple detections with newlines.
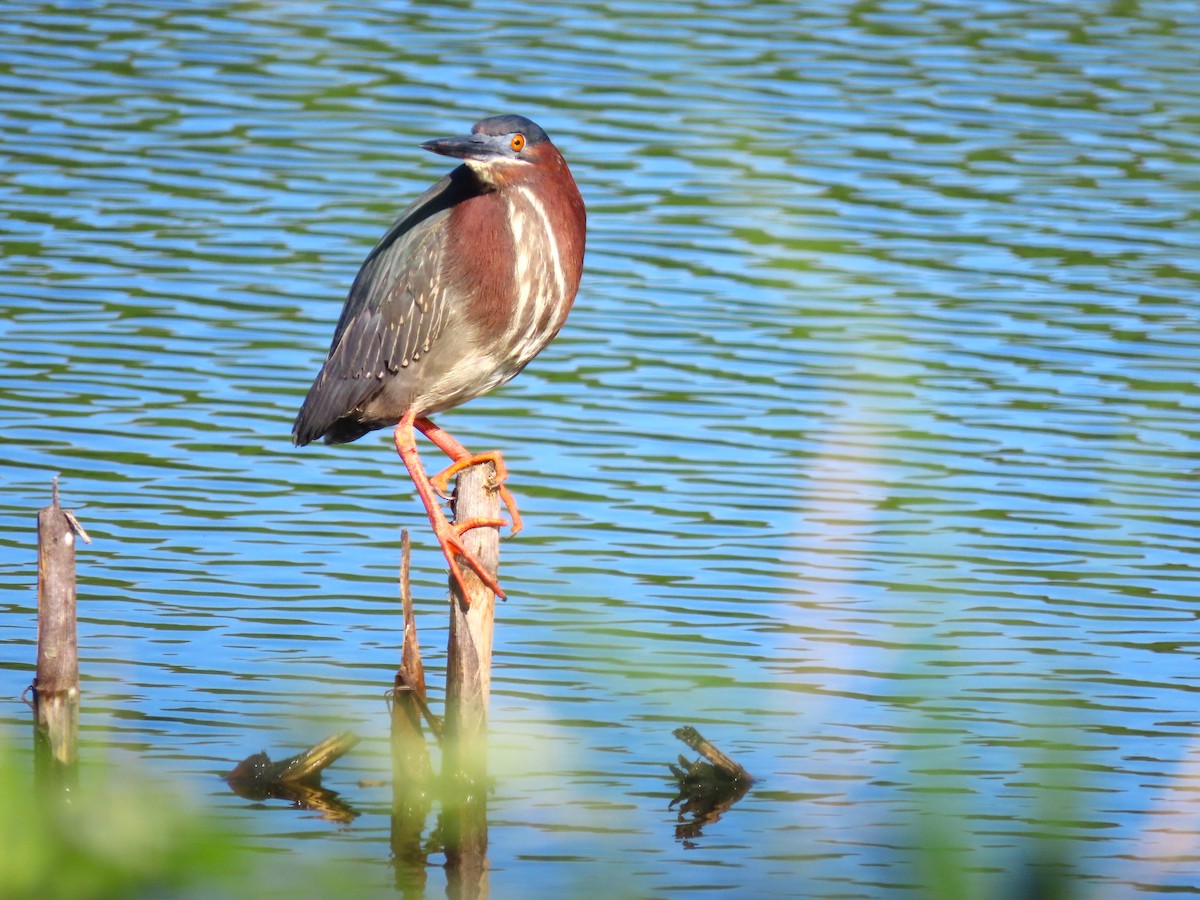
2, 1, 1200, 896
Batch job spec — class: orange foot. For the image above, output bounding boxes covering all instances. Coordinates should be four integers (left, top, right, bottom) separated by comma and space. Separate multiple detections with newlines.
395, 413, 510, 604
429, 451, 523, 536
431, 512, 509, 601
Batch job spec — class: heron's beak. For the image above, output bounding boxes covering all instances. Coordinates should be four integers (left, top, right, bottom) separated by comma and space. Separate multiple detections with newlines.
420, 133, 499, 162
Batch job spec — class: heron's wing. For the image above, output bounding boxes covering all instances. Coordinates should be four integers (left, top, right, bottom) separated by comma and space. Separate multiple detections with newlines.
292, 170, 469, 445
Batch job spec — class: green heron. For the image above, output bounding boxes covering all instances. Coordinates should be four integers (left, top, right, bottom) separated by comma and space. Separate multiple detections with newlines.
293, 114, 586, 601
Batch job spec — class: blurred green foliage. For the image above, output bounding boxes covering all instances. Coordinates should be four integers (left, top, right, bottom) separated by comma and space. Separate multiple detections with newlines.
0, 740, 247, 900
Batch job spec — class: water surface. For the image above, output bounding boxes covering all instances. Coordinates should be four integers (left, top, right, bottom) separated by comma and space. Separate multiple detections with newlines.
2, 1, 1199, 896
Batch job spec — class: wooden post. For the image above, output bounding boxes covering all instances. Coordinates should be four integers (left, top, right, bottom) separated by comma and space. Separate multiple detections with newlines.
442, 460, 498, 896
391, 529, 434, 897
33, 479, 88, 770
445, 460, 498, 720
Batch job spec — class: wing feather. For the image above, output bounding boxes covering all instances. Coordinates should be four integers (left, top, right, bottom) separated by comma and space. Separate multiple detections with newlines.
293, 169, 471, 445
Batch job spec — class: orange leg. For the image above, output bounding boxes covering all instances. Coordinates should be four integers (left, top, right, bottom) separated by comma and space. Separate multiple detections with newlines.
415, 415, 523, 536
393, 412, 507, 601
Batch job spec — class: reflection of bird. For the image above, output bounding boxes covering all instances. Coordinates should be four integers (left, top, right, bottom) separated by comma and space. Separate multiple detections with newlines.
293, 115, 586, 601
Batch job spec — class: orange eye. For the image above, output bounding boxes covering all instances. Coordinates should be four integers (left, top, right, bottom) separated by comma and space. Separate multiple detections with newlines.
510, 133, 526, 152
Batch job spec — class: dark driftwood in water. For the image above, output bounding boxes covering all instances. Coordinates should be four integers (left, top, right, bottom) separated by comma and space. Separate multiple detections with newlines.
442, 461, 497, 889
32, 479, 89, 768
225, 731, 360, 824
669, 726, 754, 842
673, 726, 754, 784
226, 731, 359, 786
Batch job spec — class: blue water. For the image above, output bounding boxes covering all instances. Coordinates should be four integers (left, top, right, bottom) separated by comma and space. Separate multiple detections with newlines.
2, 1, 1199, 896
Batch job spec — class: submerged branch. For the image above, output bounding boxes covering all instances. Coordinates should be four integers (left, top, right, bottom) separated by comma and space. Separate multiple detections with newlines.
669, 726, 753, 842
225, 732, 360, 823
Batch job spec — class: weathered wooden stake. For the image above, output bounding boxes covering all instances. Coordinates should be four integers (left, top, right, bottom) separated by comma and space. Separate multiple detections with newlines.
386, 465, 498, 896
445, 461, 498, 724
33, 479, 88, 769
36, 481, 81, 695
442, 460, 498, 895
398, 529, 428, 704
390, 529, 434, 897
